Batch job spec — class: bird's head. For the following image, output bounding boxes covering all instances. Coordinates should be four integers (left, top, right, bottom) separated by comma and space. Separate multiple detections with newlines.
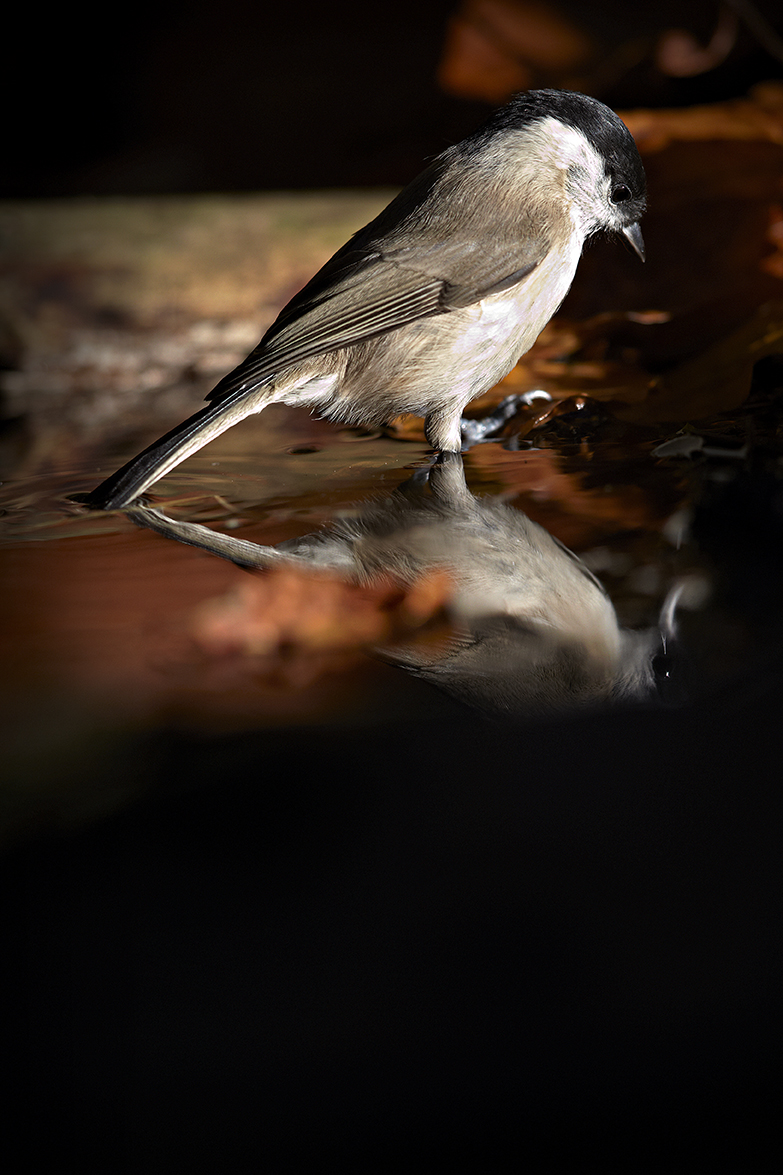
474, 89, 647, 260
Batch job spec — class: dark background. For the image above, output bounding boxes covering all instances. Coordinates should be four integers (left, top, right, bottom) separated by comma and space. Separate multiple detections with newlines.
8, 674, 783, 1169
6, 0, 783, 198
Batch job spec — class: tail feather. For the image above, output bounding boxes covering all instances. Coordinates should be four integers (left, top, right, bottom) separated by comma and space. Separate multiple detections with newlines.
88, 390, 269, 510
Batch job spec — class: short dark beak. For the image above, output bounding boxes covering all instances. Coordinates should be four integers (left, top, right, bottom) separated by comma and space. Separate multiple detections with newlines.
621, 222, 645, 262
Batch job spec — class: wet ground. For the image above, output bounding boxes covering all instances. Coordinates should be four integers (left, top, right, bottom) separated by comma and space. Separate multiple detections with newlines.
3, 372, 783, 841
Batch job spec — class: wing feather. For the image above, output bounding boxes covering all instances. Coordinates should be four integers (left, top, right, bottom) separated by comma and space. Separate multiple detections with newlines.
207, 267, 446, 400
208, 155, 552, 404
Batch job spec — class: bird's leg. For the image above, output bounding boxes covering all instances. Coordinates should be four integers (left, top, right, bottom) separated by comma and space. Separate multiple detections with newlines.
394, 449, 471, 503
394, 463, 437, 497
423, 404, 465, 454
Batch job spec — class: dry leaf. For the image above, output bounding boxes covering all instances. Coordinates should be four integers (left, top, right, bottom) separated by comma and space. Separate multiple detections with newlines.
438, 0, 592, 102
623, 82, 783, 152
655, 10, 738, 78
614, 302, 783, 424
467, 444, 673, 549
188, 565, 453, 659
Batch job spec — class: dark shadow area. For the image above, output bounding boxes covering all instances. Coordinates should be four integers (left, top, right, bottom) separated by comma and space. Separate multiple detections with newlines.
6, 0, 783, 197
7, 671, 782, 1169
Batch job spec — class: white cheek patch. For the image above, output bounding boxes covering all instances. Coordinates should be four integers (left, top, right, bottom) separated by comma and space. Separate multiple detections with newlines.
511, 116, 611, 236
537, 118, 601, 174
517, 117, 605, 181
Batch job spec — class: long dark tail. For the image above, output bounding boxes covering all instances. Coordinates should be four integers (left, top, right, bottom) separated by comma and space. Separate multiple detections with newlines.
87, 388, 272, 510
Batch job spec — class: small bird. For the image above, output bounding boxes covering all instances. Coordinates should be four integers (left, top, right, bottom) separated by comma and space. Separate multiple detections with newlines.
88, 89, 646, 510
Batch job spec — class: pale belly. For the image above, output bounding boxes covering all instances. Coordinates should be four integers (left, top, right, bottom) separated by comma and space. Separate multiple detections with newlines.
334, 234, 584, 426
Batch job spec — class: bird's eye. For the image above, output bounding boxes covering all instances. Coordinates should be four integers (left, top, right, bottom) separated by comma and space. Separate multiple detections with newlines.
610, 184, 631, 204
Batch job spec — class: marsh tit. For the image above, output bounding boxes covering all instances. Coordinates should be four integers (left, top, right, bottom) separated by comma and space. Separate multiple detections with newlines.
88, 89, 646, 510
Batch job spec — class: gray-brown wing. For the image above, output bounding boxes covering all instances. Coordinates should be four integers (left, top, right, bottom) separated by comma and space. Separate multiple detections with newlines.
208, 167, 550, 403
207, 250, 541, 403
207, 259, 441, 401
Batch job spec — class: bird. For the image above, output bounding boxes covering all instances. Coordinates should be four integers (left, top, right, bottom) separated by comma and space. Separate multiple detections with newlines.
87, 89, 646, 511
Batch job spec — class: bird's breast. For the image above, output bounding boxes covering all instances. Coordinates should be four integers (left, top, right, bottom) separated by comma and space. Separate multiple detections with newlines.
454, 237, 583, 389
335, 230, 585, 422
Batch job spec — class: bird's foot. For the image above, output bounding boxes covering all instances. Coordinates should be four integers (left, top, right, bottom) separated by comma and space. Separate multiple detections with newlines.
459, 390, 552, 448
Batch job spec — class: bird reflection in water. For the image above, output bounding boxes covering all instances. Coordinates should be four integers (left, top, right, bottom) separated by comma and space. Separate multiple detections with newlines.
125, 454, 663, 718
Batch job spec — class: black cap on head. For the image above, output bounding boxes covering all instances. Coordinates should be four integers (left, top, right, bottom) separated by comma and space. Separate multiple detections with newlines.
475, 88, 647, 211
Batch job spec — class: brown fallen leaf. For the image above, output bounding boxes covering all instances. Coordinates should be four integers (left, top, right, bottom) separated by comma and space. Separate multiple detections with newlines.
438, 0, 592, 102
188, 565, 453, 660
614, 301, 783, 424
623, 81, 783, 152
654, 10, 738, 78
762, 204, 783, 279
